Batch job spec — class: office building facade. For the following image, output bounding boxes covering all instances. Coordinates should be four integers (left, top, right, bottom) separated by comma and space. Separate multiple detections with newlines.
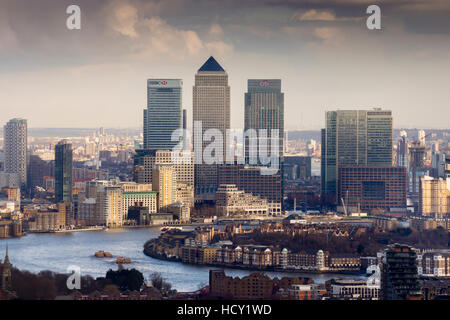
244, 79, 284, 165
144, 79, 182, 151
321, 109, 393, 203
217, 164, 282, 215
55, 140, 73, 203
193, 56, 230, 197
338, 166, 407, 212
215, 184, 270, 216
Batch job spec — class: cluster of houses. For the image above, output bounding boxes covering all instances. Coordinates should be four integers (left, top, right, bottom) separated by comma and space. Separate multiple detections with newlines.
181, 241, 361, 272
146, 226, 361, 272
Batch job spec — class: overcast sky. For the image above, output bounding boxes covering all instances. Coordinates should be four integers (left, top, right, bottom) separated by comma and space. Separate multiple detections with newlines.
1, 0, 449, 130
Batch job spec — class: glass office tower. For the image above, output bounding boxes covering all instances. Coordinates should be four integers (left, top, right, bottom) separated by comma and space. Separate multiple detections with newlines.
321, 108, 393, 202
55, 139, 73, 203
144, 79, 182, 151
193, 56, 230, 198
244, 79, 284, 166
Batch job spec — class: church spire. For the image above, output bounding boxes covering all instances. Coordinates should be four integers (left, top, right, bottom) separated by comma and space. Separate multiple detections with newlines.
4, 244, 10, 265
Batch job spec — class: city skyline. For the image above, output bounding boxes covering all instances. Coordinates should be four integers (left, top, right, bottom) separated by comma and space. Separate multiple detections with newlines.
1, 0, 450, 130
0, 0, 449, 307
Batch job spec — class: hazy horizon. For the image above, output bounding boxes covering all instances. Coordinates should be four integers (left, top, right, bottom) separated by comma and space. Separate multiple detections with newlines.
1, 0, 449, 130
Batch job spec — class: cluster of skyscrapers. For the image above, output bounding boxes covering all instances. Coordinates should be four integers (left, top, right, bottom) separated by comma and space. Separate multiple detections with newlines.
1, 55, 447, 222
135, 56, 285, 213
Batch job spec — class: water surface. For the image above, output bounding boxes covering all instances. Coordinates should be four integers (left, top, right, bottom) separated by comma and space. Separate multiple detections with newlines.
2, 228, 364, 292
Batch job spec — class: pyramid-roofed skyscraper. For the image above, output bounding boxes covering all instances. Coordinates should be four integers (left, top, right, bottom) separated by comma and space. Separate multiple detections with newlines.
193, 56, 230, 199
198, 56, 225, 72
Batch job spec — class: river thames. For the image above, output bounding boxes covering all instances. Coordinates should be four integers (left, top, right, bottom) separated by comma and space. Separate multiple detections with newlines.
1, 228, 365, 292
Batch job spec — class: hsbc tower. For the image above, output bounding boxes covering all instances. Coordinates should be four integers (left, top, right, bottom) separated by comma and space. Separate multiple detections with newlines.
144, 79, 183, 151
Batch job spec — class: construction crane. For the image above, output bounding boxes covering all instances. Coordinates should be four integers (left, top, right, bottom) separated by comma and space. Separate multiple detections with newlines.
340, 190, 349, 216
341, 197, 347, 216
411, 132, 432, 145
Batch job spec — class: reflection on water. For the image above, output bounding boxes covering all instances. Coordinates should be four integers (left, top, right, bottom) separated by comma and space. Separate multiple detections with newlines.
1, 228, 364, 292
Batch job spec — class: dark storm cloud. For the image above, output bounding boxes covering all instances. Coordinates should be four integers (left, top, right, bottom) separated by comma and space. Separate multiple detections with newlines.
1, 0, 449, 72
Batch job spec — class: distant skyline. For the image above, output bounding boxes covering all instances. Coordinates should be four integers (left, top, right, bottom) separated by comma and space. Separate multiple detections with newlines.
1, 0, 449, 130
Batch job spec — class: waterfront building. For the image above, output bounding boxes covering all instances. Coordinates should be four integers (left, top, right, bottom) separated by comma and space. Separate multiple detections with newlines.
321, 109, 393, 203
286, 250, 323, 270
117, 182, 157, 216
55, 140, 73, 203
193, 56, 230, 198
3, 118, 27, 188
33, 208, 66, 231
58, 201, 72, 227
244, 79, 284, 165
165, 202, 189, 222
215, 184, 269, 216
328, 254, 361, 270
144, 79, 182, 151
74, 180, 113, 226
97, 186, 124, 228
127, 206, 151, 225
217, 164, 283, 215
381, 244, 422, 300
122, 189, 157, 217
175, 182, 194, 220
0, 220, 22, 238
25, 203, 67, 231
419, 176, 449, 218
338, 166, 407, 213
152, 165, 176, 211
77, 181, 157, 226
77, 197, 98, 226
330, 279, 379, 300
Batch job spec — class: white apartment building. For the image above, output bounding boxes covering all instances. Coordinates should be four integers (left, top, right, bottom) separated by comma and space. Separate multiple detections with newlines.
417, 250, 450, 277
215, 184, 269, 216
